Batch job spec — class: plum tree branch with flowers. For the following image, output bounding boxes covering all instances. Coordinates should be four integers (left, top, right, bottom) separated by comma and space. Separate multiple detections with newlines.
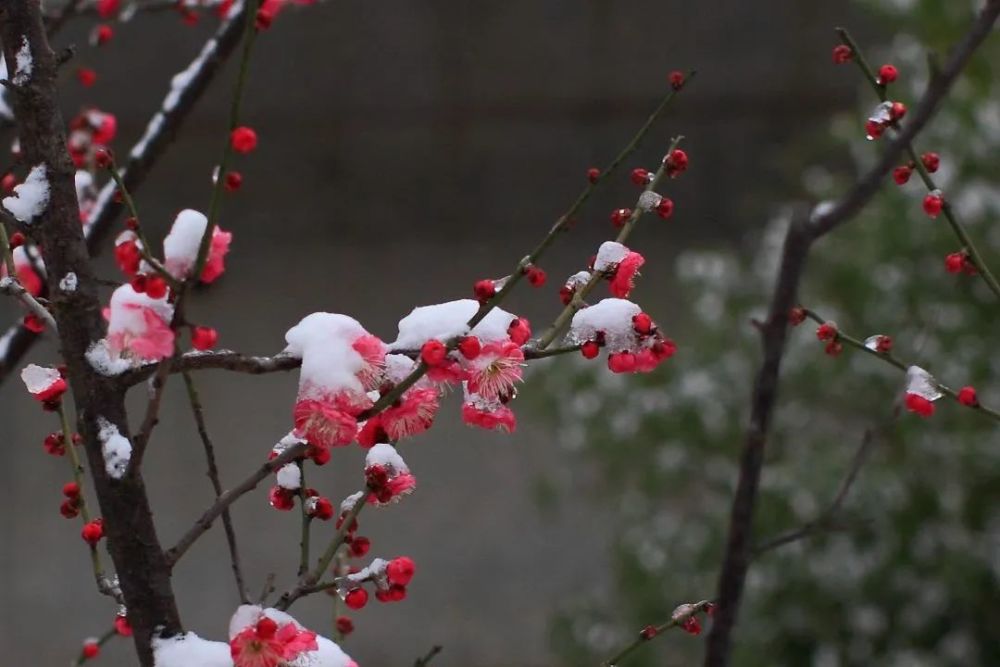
0, 1, 692, 666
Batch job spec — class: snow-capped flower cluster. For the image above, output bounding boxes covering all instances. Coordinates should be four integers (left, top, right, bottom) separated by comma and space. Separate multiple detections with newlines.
163, 209, 232, 284
20, 364, 67, 404
67, 108, 117, 171
104, 283, 175, 362
334, 555, 416, 609
568, 298, 675, 373
904, 365, 943, 417
364, 443, 415, 506
593, 241, 645, 298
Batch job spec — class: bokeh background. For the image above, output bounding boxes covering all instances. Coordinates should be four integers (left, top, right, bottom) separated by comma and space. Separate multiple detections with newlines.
2, 1, 998, 665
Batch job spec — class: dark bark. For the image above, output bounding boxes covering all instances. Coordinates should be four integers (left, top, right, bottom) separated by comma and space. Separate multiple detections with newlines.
0, 3, 181, 665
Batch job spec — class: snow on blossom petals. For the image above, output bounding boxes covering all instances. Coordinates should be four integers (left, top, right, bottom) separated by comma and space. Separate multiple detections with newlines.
162, 209, 232, 284
461, 397, 516, 433
390, 299, 518, 349
365, 443, 416, 506
2, 164, 49, 223
293, 396, 361, 449
465, 340, 524, 400
906, 365, 943, 402
225, 607, 355, 667
608, 251, 645, 298
568, 298, 642, 351
20, 364, 67, 402
593, 241, 630, 272
152, 632, 230, 667
106, 284, 175, 361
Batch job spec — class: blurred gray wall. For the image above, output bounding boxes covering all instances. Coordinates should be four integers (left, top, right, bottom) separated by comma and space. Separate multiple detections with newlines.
0, 2, 858, 664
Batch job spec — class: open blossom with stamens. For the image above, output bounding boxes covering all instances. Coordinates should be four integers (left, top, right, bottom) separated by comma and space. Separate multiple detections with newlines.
364, 443, 416, 506
162, 209, 232, 284
229, 617, 317, 667
360, 386, 440, 445
465, 340, 524, 400
105, 284, 175, 361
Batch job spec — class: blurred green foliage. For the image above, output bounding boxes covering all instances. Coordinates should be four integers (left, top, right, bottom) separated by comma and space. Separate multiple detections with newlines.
539, 1, 1000, 665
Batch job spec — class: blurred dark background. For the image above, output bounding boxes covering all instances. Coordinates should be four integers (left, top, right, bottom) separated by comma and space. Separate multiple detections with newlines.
0, 1, 864, 664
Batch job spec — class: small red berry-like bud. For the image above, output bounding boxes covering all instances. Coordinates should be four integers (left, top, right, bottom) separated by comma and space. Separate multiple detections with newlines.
387, 583, 407, 601
311, 497, 334, 520
923, 192, 944, 218
336, 616, 354, 636
630, 168, 650, 186
77, 67, 97, 87
681, 616, 702, 636
608, 351, 637, 373
580, 340, 600, 359
2, 173, 17, 192
878, 64, 898, 84
191, 326, 218, 351
832, 44, 853, 64
705, 602, 717, 617
81, 519, 104, 546
60, 500, 80, 519
788, 307, 806, 326
507, 317, 531, 345
230, 126, 258, 154
9, 231, 25, 248
130, 275, 148, 294
640, 625, 658, 640
473, 279, 496, 303
63, 481, 81, 497
82, 640, 100, 660
559, 285, 574, 306
457, 336, 482, 360
97, 0, 119, 17
892, 165, 912, 185
655, 197, 675, 219
632, 312, 653, 335
345, 587, 368, 610
224, 171, 243, 192
114, 615, 132, 637
865, 119, 884, 140
350, 535, 371, 557
921, 152, 940, 173
125, 216, 139, 230
44, 432, 66, 456
308, 444, 331, 466
905, 392, 935, 417
944, 252, 965, 274
824, 340, 843, 356
668, 70, 685, 89
525, 265, 547, 287
610, 208, 632, 228
256, 617, 278, 639
874, 335, 892, 353
95, 148, 114, 169
268, 486, 296, 511
666, 148, 689, 177
815, 322, 837, 341
95, 24, 114, 45
23, 313, 45, 333
386, 556, 416, 585
420, 339, 448, 367
144, 275, 168, 299
255, 7, 274, 30
958, 386, 978, 407
890, 101, 907, 121
587, 167, 601, 184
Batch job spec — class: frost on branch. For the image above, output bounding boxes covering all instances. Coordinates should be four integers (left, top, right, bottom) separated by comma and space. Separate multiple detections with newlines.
2, 164, 50, 223
97, 417, 132, 479
163, 209, 232, 284
11, 36, 32, 86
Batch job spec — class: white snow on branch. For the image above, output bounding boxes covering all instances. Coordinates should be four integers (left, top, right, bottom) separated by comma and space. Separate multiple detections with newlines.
152, 632, 230, 667
97, 418, 132, 479
3, 164, 50, 223
11, 37, 32, 86
86, 339, 133, 376
390, 299, 516, 349
594, 241, 629, 272
568, 297, 642, 350
276, 463, 301, 490
58, 272, 78, 292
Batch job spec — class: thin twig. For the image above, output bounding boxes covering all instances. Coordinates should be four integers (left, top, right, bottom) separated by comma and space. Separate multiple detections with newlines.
164, 443, 309, 568
413, 645, 443, 667
836, 27, 1000, 300
601, 600, 713, 667
181, 370, 249, 603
